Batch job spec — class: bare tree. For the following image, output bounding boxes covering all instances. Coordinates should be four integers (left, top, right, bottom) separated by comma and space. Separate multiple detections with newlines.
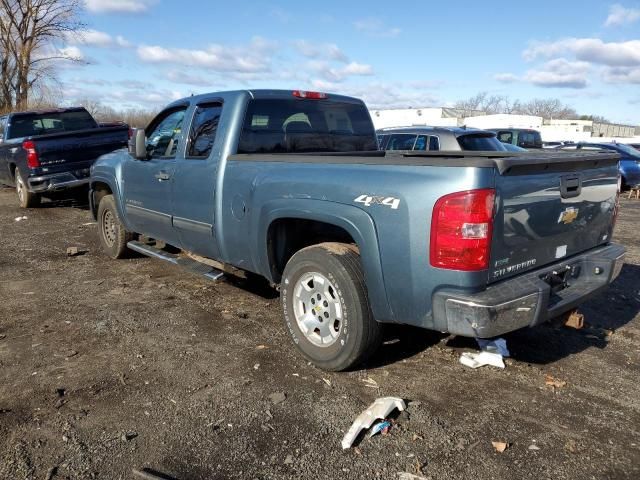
0, 0, 84, 110
455, 92, 579, 119
518, 98, 577, 119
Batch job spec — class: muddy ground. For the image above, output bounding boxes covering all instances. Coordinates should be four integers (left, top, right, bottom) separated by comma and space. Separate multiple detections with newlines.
0, 185, 639, 480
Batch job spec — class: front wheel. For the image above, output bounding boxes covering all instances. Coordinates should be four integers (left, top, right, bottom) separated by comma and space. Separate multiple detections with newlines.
15, 169, 40, 208
281, 243, 382, 371
97, 194, 134, 259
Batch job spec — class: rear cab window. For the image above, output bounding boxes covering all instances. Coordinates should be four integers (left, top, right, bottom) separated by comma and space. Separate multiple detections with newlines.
496, 131, 513, 144
7, 109, 98, 139
518, 131, 542, 148
237, 98, 377, 153
384, 134, 439, 151
457, 134, 507, 151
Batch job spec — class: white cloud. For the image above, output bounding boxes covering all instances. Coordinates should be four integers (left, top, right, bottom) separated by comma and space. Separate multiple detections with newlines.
603, 66, 640, 84
307, 60, 374, 82
294, 40, 349, 63
524, 38, 640, 66
494, 73, 519, 83
84, 0, 156, 13
523, 58, 590, 88
137, 37, 276, 73
165, 70, 217, 87
604, 4, 640, 26
65, 29, 132, 49
310, 81, 440, 109
354, 18, 401, 37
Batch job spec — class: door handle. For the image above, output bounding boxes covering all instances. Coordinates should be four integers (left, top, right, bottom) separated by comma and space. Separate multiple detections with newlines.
155, 171, 171, 181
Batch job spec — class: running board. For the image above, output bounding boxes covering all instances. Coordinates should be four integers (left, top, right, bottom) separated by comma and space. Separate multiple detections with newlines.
127, 241, 225, 282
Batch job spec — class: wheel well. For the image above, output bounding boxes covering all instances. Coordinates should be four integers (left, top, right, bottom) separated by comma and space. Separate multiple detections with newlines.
267, 218, 356, 282
92, 182, 112, 216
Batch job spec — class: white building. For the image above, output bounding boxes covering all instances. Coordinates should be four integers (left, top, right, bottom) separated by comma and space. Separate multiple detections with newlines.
369, 107, 639, 143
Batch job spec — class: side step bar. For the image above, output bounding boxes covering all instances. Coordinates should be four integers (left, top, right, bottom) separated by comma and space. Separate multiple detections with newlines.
127, 241, 225, 282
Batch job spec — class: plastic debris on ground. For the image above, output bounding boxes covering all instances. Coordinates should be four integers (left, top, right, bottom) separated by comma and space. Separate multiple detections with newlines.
369, 420, 392, 438
475, 337, 510, 357
14, 216, 28, 222
459, 351, 505, 369
341, 397, 406, 449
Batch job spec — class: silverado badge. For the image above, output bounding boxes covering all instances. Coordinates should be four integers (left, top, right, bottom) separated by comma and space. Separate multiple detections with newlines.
558, 207, 579, 225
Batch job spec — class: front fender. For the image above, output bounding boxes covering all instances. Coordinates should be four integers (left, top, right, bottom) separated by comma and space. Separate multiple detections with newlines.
254, 199, 394, 323
89, 174, 131, 229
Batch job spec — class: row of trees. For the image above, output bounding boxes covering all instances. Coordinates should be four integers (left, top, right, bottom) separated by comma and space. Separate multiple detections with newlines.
79, 99, 156, 128
0, 0, 83, 112
454, 92, 609, 122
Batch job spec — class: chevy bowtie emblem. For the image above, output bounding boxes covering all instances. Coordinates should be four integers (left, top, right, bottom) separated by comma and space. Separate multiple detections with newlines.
558, 207, 579, 225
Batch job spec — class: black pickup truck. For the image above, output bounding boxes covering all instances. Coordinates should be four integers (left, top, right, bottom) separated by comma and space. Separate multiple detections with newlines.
0, 107, 129, 207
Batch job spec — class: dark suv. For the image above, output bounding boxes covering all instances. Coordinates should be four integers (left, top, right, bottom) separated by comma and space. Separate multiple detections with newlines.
377, 126, 507, 151
490, 128, 543, 149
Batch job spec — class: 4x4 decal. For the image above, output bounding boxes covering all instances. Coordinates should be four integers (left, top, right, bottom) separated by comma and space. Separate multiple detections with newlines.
354, 194, 400, 210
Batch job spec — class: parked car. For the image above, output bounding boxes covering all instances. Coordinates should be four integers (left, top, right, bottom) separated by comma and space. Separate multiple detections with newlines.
0, 107, 129, 207
490, 128, 543, 149
559, 142, 640, 189
377, 126, 507, 151
627, 143, 640, 151
90, 89, 624, 371
543, 141, 575, 149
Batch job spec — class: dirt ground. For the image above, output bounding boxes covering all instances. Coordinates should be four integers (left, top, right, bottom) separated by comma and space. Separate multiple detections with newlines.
0, 185, 639, 480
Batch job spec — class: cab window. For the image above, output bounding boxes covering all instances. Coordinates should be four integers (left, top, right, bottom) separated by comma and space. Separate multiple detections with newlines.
146, 107, 187, 159
187, 103, 223, 159
497, 131, 513, 144
386, 134, 417, 150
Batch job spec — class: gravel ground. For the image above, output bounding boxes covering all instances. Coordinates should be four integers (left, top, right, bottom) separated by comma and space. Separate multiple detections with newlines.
0, 185, 639, 480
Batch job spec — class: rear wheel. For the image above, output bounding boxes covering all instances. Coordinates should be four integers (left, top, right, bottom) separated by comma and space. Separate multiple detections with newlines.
281, 243, 382, 371
15, 169, 40, 208
98, 194, 134, 259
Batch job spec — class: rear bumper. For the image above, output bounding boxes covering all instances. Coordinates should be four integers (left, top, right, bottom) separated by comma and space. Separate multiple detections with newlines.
432, 243, 625, 338
28, 169, 91, 193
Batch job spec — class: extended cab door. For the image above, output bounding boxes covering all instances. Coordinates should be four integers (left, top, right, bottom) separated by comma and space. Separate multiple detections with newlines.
171, 101, 223, 259
122, 105, 187, 245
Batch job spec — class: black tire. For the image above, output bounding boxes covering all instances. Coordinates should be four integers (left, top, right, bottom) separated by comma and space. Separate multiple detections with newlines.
281, 242, 382, 371
15, 168, 40, 208
97, 194, 134, 259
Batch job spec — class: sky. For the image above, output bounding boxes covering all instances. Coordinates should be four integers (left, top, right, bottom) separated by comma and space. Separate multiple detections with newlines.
55, 0, 640, 124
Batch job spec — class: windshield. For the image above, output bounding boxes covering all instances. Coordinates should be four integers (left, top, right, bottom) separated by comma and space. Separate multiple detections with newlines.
7, 109, 97, 139
237, 98, 377, 153
457, 133, 507, 151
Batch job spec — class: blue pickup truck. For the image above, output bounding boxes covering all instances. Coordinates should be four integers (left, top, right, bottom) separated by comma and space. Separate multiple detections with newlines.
89, 89, 625, 371
0, 107, 128, 207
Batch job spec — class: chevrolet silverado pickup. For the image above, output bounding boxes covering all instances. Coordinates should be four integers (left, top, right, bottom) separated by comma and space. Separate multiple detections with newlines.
0, 107, 128, 207
89, 89, 625, 371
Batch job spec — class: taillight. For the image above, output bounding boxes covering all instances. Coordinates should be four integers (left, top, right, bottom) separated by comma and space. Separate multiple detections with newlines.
22, 140, 40, 168
430, 189, 496, 271
292, 90, 328, 99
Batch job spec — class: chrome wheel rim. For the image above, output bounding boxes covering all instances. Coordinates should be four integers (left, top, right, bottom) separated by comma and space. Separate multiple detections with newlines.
16, 173, 25, 204
293, 272, 343, 347
102, 210, 117, 247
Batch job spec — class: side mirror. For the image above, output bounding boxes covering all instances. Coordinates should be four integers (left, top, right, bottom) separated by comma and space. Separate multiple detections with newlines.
129, 128, 148, 160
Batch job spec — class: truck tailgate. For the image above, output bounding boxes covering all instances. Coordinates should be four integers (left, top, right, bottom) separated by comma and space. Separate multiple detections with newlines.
490, 152, 619, 283
33, 126, 128, 169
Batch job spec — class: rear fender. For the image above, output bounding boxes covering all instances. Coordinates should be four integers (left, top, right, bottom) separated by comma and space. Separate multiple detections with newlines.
255, 199, 394, 322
